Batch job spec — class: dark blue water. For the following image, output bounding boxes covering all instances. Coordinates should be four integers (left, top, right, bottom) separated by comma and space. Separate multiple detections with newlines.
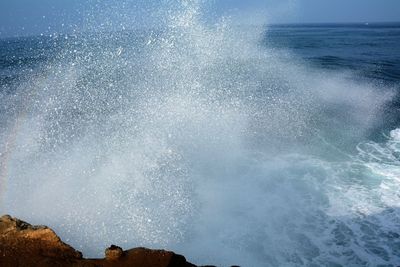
2, 23, 400, 93
267, 23, 400, 85
2, 23, 400, 127
266, 23, 400, 141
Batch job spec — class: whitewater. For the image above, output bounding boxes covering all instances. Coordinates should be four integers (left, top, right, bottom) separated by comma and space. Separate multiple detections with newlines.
1, 1, 399, 266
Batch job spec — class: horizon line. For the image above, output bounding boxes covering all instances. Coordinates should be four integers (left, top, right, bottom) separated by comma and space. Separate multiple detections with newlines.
1, 21, 400, 40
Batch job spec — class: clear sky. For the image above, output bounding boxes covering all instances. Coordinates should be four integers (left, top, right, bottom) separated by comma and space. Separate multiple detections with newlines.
1, 0, 400, 38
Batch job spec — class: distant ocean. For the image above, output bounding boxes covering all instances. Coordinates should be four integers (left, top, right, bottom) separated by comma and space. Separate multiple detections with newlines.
1, 18, 400, 266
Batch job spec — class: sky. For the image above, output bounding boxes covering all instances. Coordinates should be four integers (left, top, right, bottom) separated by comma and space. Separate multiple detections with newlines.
1, 0, 400, 38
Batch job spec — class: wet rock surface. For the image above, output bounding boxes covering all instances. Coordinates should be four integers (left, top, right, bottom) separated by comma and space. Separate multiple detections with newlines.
0, 215, 198, 267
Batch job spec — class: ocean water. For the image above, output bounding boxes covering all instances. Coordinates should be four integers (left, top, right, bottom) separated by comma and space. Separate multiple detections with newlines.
1, 2, 400, 267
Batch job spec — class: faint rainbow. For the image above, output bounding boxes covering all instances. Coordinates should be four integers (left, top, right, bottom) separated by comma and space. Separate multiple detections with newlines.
0, 94, 30, 211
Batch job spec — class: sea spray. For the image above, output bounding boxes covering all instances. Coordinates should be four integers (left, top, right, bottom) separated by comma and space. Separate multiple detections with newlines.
1, 1, 400, 266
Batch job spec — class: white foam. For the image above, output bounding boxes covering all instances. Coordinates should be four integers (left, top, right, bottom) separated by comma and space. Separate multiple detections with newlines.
390, 128, 400, 141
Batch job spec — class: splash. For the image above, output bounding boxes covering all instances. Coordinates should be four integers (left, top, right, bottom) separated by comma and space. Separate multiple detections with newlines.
1, 1, 400, 266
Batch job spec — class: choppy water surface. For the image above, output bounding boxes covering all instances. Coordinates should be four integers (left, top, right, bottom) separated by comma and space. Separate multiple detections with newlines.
1, 2, 400, 266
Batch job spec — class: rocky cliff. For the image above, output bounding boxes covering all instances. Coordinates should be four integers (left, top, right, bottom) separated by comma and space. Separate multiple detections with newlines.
0, 215, 198, 267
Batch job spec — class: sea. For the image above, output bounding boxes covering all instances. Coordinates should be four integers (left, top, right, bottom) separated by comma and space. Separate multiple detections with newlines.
0, 6, 400, 267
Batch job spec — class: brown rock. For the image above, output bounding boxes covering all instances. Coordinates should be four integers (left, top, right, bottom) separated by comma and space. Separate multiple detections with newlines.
105, 245, 124, 260
0, 215, 197, 267
0, 214, 83, 266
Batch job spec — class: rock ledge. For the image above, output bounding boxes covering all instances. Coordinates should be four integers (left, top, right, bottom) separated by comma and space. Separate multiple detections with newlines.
0, 215, 196, 267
